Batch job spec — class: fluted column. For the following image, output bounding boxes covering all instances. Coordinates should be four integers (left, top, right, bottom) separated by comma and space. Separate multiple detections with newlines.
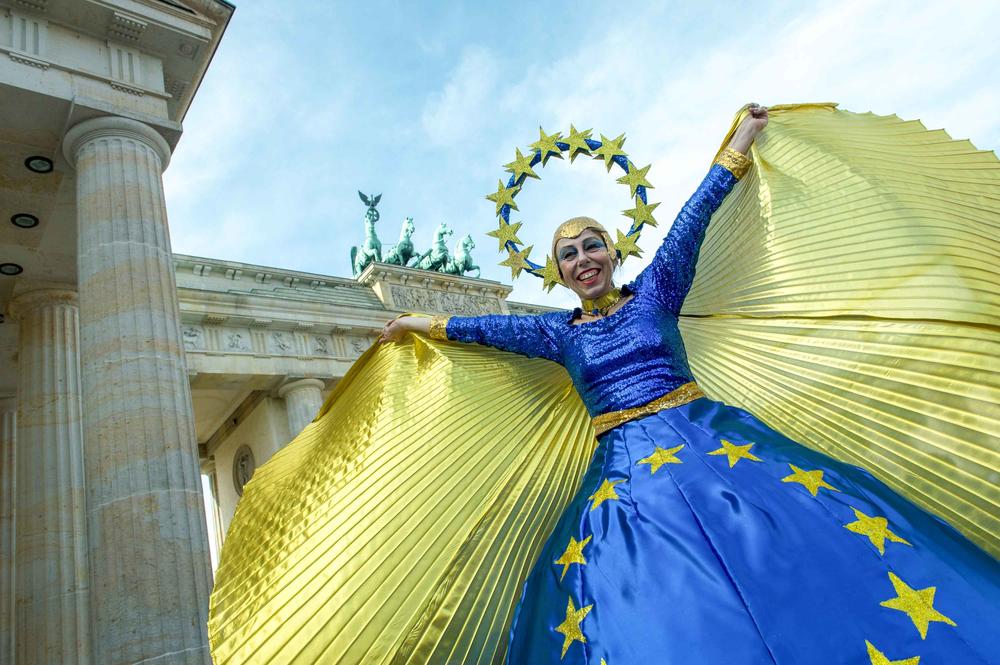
278, 378, 325, 438
63, 116, 212, 665
10, 289, 91, 664
0, 396, 15, 664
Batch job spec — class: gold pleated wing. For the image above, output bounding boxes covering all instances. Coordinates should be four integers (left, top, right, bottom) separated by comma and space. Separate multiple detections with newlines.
683, 103, 1000, 557
208, 337, 593, 664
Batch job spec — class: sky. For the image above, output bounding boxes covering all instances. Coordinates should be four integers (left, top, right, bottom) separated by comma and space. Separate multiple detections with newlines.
164, 0, 1000, 309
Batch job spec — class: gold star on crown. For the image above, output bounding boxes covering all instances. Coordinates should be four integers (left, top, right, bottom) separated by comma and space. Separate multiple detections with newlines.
537, 255, 565, 291
529, 127, 564, 165
623, 198, 660, 229
486, 218, 523, 252
615, 229, 642, 263
593, 133, 627, 171
499, 245, 533, 279
616, 161, 654, 197
563, 124, 593, 162
485, 180, 520, 216
503, 148, 539, 183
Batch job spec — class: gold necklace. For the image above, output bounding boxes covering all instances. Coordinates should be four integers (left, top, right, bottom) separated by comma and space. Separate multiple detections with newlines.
581, 287, 622, 317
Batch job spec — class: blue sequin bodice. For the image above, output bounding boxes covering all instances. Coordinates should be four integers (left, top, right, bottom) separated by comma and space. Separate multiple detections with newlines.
447, 164, 738, 418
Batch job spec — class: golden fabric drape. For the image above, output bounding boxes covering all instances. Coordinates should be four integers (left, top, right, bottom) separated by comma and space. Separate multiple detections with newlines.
209, 105, 999, 664
687, 102, 999, 555
209, 339, 595, 664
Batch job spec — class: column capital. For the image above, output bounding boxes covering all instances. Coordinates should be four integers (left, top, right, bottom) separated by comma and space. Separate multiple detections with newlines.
278, 378, 326, 399
62, 116, 172, 171
8, 288, 78, 322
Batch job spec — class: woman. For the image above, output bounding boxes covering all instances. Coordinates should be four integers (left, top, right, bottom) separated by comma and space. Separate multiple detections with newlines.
208, 105, 999, 664
377, 106, 998, 664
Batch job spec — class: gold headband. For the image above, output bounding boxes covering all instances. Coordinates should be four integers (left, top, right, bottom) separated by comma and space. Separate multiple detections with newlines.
551, 217, 616, 264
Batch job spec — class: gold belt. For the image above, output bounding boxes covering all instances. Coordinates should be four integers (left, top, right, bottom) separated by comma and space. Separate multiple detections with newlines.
591, 382, 705, 436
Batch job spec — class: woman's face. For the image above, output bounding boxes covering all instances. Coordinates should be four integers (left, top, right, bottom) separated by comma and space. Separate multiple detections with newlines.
555, 229, 616, 300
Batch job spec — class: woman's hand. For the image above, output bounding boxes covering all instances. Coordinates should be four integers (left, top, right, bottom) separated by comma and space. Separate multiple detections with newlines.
378, 316, 431, 343
379, 317, 410, 343
728, 103, 768, 155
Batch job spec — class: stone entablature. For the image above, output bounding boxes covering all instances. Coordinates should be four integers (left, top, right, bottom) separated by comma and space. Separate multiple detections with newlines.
358, 261, 512, 315
175, 255, 528, 380
0, 0, 232, 128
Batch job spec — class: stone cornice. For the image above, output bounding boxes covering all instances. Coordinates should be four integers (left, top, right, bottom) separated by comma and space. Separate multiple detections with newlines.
174, 254, 362, 291
358, 262, 511, 300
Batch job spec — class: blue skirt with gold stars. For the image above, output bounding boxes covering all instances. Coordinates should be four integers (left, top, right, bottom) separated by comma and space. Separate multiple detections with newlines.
505, 397, 1000, 664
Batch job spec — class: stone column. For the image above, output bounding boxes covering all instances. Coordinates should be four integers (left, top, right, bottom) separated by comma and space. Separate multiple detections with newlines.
278, 378, 325, 438
9, 289, 91, 664
63, 116, 212, 665
0, 397, 15, 664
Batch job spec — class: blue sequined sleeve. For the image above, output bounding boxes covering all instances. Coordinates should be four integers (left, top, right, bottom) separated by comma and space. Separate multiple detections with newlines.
445, 312, 565, 363
638, 163, 739, 313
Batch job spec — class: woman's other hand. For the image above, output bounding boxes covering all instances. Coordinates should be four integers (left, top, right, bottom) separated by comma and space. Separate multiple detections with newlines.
379, 317, 410, 343
728, 103, 768, 154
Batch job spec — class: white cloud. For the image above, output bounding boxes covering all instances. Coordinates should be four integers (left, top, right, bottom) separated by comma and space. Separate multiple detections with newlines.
421, 47, 501, 145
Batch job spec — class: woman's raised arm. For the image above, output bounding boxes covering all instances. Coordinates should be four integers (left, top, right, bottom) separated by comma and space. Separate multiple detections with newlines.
640, 105, 767, 314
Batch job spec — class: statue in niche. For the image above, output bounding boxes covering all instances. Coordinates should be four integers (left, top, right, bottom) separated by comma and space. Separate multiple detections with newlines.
232, 445, 256, 497
383, 217, 418, 266
350, 191, 382, 276
412, 222, 453, 272
442, 234, 481, 277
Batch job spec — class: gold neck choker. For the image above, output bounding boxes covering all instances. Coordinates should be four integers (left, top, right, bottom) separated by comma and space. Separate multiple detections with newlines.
581, 287, 622, 317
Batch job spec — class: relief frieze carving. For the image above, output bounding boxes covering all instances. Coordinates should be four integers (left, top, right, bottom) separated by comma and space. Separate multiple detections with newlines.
223, 329, 252, 352
389, 285, 500, 316
182, 326, 205, 351
267, 331, 294, 354
312, 336, 331, 355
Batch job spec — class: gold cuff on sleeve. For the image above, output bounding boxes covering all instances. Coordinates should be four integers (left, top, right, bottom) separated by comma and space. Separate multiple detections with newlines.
715, 147, 753, 180
428, 315, 450, 341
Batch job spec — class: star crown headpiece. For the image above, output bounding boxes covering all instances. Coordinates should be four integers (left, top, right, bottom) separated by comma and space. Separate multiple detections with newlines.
485, 126, 659, 290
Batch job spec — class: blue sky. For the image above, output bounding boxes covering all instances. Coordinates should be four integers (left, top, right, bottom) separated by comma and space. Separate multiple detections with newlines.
164, 0, 1000, 308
